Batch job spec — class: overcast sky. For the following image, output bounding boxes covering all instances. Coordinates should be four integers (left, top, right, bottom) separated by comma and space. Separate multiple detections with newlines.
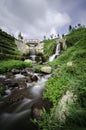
0, 0, 86, 39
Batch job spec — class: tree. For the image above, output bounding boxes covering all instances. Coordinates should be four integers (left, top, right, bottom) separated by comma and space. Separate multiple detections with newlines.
44, 35, 46, 40
50, 34, 53, 39
18, 32, 23, 40
62, 34, 64, 39
69, 25, 72, 32
77, 23, 81, 27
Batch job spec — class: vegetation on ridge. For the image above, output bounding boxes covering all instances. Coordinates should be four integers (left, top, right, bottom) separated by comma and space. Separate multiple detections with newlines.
0, 29, 22, 60
34, 26, 86, 130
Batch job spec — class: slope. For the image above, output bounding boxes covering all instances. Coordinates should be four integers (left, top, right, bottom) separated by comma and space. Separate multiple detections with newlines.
0, 29, 21, 60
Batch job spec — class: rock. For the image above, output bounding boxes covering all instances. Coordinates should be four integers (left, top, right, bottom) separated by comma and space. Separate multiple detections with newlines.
0, 75, 6, 78
31, 74, 39, 82
4, 79, 19, 88
55, 91, 77, 123
11, 69, 20, 74
24, 59, 33, 63
41, 66, 52, 74
18, 78, 27, 89
14, 74, 25, 79
21, 69, 28, 76
25, 75, 32, 83
67, 61, 73, 66
32, 108, 42, 120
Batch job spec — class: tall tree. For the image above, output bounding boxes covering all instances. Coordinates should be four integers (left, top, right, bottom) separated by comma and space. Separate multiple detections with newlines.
18, 32, 23, 40
69, 25, 72, 32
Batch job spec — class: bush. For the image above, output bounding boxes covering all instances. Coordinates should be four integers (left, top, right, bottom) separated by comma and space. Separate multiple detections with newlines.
0, 60, 33, 73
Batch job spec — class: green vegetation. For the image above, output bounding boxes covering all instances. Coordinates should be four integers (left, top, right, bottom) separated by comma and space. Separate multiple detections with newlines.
0, 60, 33, 73
0, 29, 22, 60
43, 38, 58, 59
34, 27, 86, 130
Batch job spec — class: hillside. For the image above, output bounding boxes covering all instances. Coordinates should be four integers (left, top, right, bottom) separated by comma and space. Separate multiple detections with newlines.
0, 29, 21, 60
43, 38, 58, 59
41, 27, 86, 130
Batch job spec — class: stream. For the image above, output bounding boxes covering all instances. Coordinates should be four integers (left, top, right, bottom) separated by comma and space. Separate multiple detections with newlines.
0, 41, 60, 130
0, 72, 51, 130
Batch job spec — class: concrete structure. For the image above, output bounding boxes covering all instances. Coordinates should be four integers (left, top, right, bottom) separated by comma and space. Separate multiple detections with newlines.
25, 39, 44, 54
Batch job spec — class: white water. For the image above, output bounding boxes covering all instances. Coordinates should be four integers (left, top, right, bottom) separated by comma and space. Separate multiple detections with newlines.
30, 74, 51, 97
0, 73, 51, 130
49, 43, 60, 62
29, 44, 36, 62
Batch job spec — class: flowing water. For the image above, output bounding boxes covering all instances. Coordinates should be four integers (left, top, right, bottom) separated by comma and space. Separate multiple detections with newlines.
29, 44, 36, 62
49, 43, 60, 62
0, 73, 51, 130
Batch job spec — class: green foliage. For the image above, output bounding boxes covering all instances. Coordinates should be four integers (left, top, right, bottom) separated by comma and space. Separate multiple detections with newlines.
66, 27, 86, 47
0, 29, 22, 60
0, 60, 33, 73
31, 108, 57, 130
43, 38, 58, 59
35, 65, 42, 73
38, 27, 86, 129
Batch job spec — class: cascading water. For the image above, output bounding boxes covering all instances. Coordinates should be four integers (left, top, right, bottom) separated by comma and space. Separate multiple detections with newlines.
0, 73, 51, 130
49, 43, 60, 62
29, 44, 36, 62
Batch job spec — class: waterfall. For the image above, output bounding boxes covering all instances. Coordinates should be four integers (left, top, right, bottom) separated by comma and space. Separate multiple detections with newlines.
49, 43, 60, 62
29, 44, 36, 62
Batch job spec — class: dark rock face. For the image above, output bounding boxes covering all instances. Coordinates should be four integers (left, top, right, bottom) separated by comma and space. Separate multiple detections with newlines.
31, 75, 38, 82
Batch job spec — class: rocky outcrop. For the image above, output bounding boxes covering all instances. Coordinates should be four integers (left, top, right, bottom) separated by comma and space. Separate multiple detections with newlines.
15, 40, 29, 54
55, 91, 77, 123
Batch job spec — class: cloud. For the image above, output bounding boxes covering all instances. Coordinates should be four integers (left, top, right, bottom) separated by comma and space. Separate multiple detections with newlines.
0, 0, 86, 39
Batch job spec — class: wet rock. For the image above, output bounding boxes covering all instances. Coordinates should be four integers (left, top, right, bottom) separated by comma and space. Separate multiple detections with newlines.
31, 75, 38, 82
25, 76, 32, 83
0, 75, 6, 78
4, 79, 19, 88
18, 78, 27, 89
21, 69, 28, 76
11, 69, 20, 74
41, 66, 52, 74
14, 74, 25, 79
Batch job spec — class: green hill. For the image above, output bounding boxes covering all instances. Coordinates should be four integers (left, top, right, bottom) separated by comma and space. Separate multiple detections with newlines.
39, 27, 86, 130
43, 38, 58, 59
0, 29, 21, 60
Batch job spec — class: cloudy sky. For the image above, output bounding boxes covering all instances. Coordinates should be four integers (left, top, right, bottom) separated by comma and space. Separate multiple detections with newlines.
0, 0, 86, 39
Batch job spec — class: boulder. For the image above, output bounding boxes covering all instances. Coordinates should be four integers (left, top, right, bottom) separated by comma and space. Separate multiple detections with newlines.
11, 69, 20, 74
24, 59, 33, 63
41, 66, 52, 74
18, 78, 27, 89
67, 61, 73, 66
31, 74, 39, 82
21, 69, 28, 76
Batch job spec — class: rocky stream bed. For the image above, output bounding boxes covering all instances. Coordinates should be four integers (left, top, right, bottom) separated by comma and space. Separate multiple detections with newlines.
0, 68, 52, 130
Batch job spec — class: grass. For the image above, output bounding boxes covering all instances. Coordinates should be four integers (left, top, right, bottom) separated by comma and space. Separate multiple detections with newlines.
35, 27, 86, 130
43, 38, 58, 59
0, 29, 22, 60
0, 60, 33, 73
